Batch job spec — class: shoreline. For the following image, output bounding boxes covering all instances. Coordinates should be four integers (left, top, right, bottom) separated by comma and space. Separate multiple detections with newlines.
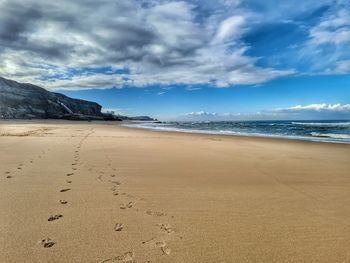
2, 119, 350, 146
122, 122, 350, 145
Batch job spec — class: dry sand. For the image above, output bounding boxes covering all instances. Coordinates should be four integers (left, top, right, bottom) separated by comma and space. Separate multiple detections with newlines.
0, 120, 350, 263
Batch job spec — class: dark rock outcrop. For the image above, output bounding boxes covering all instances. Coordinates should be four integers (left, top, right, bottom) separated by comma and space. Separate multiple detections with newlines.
127, 116, 157, 121
117, 115, 157, 121
0, 77, 104, 120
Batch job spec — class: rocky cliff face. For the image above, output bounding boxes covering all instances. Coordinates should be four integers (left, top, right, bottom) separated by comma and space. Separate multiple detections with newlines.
0, 77, 103, 119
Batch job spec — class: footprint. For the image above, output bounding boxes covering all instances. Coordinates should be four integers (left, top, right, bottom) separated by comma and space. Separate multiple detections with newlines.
146, 211, 166, 217
5, 171, 11, 174
126, 202, 135, 208
59, 200, 68, 204
60, 188, 71, 192
110, 174, 116, 177
6, 175, 13, 179
155, 241, 166, 248
100, 252, 136, 263
66, 180, 72, 184
114, 223, 124, 231
161, 246, 171, 256
67, 173, 74, 176
120, 202, 135, 209
142, 237, 156, 245
160, 224, 175, 234
48, 214, 63, 222
144, 239, 171, 256
40, 238, 55, 248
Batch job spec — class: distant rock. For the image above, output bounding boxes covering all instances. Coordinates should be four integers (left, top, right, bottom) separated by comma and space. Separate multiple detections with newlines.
125, 116, 158, 121
102, 111, 157, 122
0, 76, 109, 120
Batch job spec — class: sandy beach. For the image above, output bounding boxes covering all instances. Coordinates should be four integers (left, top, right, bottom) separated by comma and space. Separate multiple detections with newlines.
1, 120, 350, 263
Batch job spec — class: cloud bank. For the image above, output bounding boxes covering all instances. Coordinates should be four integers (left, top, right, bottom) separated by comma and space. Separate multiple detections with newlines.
175, 103, 350, 121
0, 0, 348, 90
280, 103, 350, 112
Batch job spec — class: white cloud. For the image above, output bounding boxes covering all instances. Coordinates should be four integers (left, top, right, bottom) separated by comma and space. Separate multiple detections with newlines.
176, 111, 265, 121
2, 0, 349, 89
0, 0, 294, 90
219, 0, 241, 7
174, 103, 350, 121
309, 9, 350, 46
213, 15, 246, 44
302, 5, 350, 73
333, 59, 350, 74
186, 111, 218, 116
283, 103, 350, 112
185, 86, 202, 91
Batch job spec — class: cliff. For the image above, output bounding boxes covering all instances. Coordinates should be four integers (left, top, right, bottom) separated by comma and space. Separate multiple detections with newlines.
0, 77, 104, 120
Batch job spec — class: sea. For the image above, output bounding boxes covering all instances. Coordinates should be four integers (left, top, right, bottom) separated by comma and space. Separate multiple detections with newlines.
125, 120, 350, 144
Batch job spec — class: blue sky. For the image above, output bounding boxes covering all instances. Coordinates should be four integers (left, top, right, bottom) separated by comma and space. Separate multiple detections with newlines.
59, 74, 350, 120
0, 0, 349, 120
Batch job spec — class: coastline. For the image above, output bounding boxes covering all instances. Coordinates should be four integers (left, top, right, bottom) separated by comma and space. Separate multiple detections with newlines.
122, 121, 350, 145
1, 120, 350, 262
2, 119, 349, 145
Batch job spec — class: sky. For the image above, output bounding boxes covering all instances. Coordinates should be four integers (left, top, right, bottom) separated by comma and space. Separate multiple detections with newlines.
0, 0, 349, 120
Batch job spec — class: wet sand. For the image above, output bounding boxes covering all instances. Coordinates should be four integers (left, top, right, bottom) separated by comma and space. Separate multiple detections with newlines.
1, 120, 350, 262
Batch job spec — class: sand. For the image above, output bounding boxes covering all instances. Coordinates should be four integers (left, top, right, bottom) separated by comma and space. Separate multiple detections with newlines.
0, 120, 350, 263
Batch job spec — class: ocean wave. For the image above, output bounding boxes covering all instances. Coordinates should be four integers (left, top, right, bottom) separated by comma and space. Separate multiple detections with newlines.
123, 123, 350, 144
292, 121, 350, 127
310, 132, 350, 139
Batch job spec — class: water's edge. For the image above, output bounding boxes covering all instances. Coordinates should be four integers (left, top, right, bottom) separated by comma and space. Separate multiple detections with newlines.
123, 121, 350, 144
